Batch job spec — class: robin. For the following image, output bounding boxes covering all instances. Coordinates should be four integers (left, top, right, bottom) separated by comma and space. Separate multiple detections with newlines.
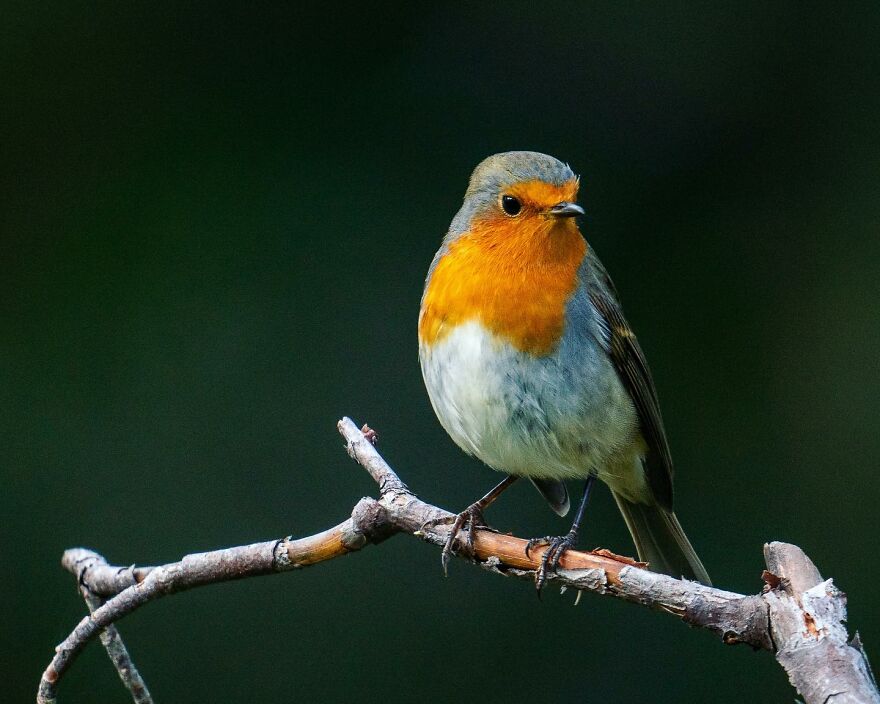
419, 151, 710, 589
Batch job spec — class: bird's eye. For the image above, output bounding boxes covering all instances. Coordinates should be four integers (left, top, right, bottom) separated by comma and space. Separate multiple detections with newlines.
501, 195, 522, 216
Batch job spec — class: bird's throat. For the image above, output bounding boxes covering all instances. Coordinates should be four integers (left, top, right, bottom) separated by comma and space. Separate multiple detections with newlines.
420, 218, 587, 355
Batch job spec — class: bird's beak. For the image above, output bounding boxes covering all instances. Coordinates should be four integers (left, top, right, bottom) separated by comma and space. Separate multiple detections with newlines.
548, 201, 585, 218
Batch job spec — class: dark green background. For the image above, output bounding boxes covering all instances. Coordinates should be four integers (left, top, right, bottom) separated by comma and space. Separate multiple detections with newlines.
4, 2, 879, 701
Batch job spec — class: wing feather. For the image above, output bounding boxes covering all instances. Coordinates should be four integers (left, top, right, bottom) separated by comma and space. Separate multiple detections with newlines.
587, 252, 674, 509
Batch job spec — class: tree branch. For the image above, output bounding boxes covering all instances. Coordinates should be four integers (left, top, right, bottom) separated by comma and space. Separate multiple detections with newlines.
762, 543, 879, 703
66, 551, 153, 703
38, 417, 879, 704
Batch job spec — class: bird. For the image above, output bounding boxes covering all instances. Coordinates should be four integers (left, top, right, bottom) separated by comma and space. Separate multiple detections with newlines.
418, 151, 710, 590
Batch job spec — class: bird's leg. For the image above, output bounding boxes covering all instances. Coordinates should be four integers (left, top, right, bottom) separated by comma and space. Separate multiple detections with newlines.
526, 475, 596, 593
438, 475, 519, 575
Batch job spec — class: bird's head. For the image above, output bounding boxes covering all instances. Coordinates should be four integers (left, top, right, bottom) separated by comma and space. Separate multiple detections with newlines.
422, 152, 587, 352
448, 151, 584, 246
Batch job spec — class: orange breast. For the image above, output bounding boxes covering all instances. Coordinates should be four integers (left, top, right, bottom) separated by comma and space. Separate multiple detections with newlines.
420, 214, 587, 355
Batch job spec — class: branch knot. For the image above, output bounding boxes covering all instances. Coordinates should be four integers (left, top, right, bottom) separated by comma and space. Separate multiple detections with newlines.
347, 498, 395, 547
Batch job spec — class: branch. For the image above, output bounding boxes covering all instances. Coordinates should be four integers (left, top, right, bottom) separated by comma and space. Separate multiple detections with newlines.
763, 543, 880, 703
38, 417, 879, 704
37, 516, 381, 703
66, 551, 153, 703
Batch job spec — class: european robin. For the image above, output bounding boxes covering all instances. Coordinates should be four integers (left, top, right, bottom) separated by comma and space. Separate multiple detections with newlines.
419, 151, 710, 588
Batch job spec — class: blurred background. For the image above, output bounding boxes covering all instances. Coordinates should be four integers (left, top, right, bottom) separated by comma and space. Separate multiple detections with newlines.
3, 2, 879, 701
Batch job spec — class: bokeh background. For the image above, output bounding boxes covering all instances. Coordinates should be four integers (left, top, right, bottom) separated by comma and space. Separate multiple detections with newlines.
3, 2, 879, 701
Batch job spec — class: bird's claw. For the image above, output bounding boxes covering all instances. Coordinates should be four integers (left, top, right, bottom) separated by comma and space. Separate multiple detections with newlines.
440, 504, 488, 576
525, 531, 579, 593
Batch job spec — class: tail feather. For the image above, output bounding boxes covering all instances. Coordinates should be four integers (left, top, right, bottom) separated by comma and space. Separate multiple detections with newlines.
612, 492, 711, 585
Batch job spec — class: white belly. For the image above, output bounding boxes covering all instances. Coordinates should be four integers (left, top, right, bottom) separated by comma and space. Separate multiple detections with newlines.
420, 320, 646, 497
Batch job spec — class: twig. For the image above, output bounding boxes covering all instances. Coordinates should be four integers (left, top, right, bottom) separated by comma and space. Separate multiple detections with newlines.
37, 514, 381, 704
67, 551, 153, 703
37, 417, 879, 704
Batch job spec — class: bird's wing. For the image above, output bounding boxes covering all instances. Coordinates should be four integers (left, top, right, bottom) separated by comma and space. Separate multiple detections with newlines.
529, 477, 570, 516
587, 251, 674, 510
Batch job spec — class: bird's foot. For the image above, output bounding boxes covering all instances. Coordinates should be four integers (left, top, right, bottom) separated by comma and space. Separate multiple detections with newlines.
439, 503, 489, 576
525, 529, 579, 594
